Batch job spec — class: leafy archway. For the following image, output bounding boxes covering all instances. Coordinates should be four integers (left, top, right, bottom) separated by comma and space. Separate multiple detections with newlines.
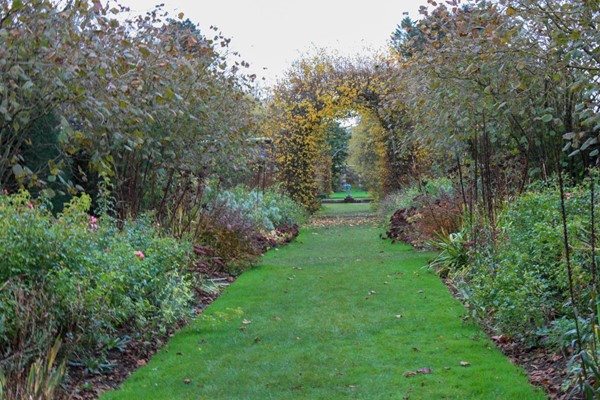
265, 52, 426, 211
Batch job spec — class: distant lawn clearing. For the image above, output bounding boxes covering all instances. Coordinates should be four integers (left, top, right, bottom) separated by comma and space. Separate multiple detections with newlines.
316, 203, 375, 218
329, 190, 371, 199
102, 213, 545, 400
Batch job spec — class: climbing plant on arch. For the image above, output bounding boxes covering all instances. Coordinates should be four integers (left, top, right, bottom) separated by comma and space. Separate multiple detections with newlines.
266, 52, 425, 211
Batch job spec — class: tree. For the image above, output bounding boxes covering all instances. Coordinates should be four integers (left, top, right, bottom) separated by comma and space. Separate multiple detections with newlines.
324, 122, 350, 192
0, 0, 261, 220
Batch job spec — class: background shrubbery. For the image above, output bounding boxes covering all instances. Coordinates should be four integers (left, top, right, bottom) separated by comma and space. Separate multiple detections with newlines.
0, 192, 194, 387
166, 182, 307, 272
379, 177, 461, 247
0, 184, 306, 397
426, 177, 600, 394
433, 180, 594, 341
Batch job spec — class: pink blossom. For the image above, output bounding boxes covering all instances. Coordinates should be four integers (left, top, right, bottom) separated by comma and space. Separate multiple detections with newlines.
105, 247, 109, 253
27, 203, 34, 209
566, 192, 571, 201
89, 215, 98, 233
134, 250, 145, 260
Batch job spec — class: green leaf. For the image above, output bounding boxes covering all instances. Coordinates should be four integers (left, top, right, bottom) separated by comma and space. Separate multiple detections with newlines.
11, 0, 24, 10
164, 88, 175, 100
12, 164, 24, 177
580, 137, 597, 151
21, 81, 34, 91
541, 114, 553, 123
57, 131, 68, 143
42, 188, 56, 198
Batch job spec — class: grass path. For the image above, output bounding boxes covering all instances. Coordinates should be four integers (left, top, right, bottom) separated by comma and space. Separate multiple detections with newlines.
102, 206, 545, 400
328, 190, 371, 199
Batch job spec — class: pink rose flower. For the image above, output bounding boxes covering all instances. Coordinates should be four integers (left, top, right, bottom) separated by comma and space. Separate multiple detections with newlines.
89, 215, 98, 232
134, 250, 145, 260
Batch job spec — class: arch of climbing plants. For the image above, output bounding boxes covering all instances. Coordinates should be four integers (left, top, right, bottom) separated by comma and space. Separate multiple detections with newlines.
265, 54, 422, 212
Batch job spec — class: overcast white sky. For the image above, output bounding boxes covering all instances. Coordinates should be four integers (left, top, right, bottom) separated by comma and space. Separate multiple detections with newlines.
118, 0, 427, 85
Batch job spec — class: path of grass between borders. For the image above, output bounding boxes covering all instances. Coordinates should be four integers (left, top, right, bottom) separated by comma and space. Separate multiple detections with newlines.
102, 222, 545, 400
316, 202, 375, 218
329, 190, 371, 199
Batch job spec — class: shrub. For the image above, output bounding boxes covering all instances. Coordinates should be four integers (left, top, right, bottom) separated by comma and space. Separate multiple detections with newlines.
223, 184, 307, 232
0, 191, 194, 386
194, 196, 263, 272
449, 180, 596, 340
382, 178, 462, 247
183, 184, 305, 273
378, 177, 454, 220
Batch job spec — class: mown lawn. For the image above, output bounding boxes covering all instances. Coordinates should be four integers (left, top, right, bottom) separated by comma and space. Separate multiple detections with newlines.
315, 203, 375, 218
102, 215, 545, 400
329, 190, 371, 199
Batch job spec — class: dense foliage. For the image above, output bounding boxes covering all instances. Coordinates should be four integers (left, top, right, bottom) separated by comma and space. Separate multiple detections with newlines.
0, 0, 260, 221
0, 183, 305, 397
0, 191, 193, 397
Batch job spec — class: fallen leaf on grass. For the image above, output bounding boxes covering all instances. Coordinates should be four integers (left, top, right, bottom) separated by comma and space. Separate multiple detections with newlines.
254, 336, 261, 343
460, 361, 471, 367
417, 290, 424, 294
136, 359, 147, 366
242, 319, 252, 325
368, 290, 376, 295
273, 316, 281, 321
403, 368, 432, 377
183, 379, 192, 384
395, 314, 403, 319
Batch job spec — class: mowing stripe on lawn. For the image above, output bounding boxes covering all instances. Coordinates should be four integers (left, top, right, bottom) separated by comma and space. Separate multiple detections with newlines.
102, 219, 545, 400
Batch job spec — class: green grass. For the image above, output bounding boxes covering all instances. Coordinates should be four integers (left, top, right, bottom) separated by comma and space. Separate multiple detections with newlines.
102, 215, 545, 400
329, 190, 371, 199
315, 203, 375, 218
